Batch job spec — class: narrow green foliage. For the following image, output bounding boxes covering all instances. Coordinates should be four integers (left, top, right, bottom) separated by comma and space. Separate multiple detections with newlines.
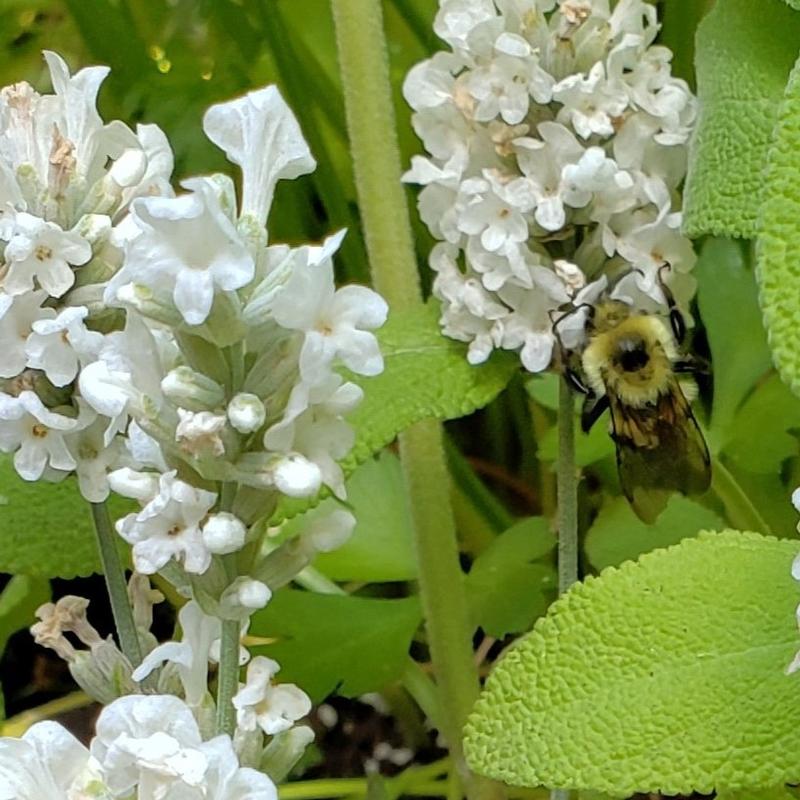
695, 238, 772, 444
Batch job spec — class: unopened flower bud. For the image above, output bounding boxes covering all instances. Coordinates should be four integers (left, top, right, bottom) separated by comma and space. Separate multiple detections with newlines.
116, 283, 185, 327
260, 725, 315, 783
219, 577, 272, 619
175, 408, 226, 456
161, 366, 225, 411
108, 467, 159, 502
203, 512, 247, 554
69, 640, 137, 704
109, 148, 147, 188
227, 393, 266, 434
274, 454, 322, 498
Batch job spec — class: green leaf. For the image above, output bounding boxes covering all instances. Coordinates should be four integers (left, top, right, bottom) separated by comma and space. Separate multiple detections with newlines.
684, 0, 800, 238
282, 452, 417, 582
0, 457, 134, 578
465, 531, 800, 794
250, 589, 422, 702
757, 56, 800, 395
584, 495, 724, 571
467, 517, 556, 638
0, 575, 50, 655
717, 788, 798, 800
344, 303, 519, 471
722, 374, 800, 474
696, 238, 772, 444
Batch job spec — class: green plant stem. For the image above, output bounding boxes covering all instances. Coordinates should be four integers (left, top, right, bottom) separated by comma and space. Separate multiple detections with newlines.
330, 0, 418, 311
331, 3, 503, 796
215, 618, 241, 736
711, 456, 771, 535
557, 378, 579, 594
398, 421, 491, 793
550, 381, 578, 800
89, 501, 142, 668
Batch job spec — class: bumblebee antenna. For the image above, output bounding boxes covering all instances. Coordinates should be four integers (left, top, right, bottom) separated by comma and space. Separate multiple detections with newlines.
656, 261, 686, 344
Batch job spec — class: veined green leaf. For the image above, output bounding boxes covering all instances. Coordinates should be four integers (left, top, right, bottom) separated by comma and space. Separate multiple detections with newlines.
465, 531, 800, 794
343, 303, 519, 471
757, 56, 800, 395
0, 457, 133, 578
684, 0, 800, 238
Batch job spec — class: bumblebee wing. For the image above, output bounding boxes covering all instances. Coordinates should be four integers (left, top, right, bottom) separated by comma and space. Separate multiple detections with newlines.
608, 381, 711, 523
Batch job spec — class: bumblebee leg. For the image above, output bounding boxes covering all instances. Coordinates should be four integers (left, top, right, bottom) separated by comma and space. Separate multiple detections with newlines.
581, 392, 609, 433
674, 356, 710, 376
565, 367, 590, 395
657, 262, 686, 344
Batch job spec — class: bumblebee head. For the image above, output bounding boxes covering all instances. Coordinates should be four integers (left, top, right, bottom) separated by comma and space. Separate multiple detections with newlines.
582, 313, 678, 406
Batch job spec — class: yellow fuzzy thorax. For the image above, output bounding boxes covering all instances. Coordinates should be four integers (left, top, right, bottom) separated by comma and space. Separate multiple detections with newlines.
581, 308, 679, 408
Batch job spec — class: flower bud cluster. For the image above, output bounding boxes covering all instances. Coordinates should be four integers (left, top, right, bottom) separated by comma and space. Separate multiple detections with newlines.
404, 0, 697, 370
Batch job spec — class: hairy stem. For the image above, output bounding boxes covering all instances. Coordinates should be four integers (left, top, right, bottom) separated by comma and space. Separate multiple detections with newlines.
215, 618, 241, 736
330, 0, 418, 311
89, 501, 142, 668
557, 378, 579, 593
331, 2, 502, 797
551, 379, 579, 800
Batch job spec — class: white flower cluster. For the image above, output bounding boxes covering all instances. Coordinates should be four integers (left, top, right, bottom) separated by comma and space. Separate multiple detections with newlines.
404, 0, 697, 370
0, 51, 173, 499
0, 693, 280, 800
0, 51, 385, 798
17, 592, 314, 799
0, 53, 385, 573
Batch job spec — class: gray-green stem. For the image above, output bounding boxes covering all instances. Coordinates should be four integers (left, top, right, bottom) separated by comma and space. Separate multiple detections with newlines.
330, 2, 501, 797
89, 501, 143, 668
215, 618, 241, 736
556, 378, 579, 593
551, 379, 578, 800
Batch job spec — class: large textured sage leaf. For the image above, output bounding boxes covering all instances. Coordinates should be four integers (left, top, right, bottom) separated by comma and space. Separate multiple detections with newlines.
0, 457, 133, 578
343, 303, 518, 471
684, 0, 800, 238
465, 531, 800, 795
757, 58, 800, 395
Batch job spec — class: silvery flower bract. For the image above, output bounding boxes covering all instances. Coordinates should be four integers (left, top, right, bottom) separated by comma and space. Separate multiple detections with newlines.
404, 0, 698, 370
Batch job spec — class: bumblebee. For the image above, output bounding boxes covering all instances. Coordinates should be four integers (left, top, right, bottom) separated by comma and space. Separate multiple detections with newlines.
558, 270, 711, 523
